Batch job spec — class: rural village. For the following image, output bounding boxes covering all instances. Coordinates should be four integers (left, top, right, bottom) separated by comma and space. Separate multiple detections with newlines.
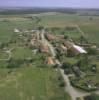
0, 11, 99, 100
0, 24, 99, 100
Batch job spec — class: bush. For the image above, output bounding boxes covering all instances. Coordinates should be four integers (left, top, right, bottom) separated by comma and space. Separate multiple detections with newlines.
87, 48, 97, 55
7, 59, 24, 68
59, 81, 65, 87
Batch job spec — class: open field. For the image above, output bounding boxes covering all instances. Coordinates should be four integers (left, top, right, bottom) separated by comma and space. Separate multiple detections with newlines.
0, 67, 71, 100
12, 47, 33, 60
0, 51, 9, 59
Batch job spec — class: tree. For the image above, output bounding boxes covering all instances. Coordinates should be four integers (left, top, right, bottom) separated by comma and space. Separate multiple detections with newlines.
38, 26, 44, 31
87, 48, 97, 55
0, 42, 8, 49
79, 35, 87, 44
64, 35, 69, 40
84, 93, 98, 100
62, 62, 72, 69
91, 64, 97, 73
77, 55, 89, 71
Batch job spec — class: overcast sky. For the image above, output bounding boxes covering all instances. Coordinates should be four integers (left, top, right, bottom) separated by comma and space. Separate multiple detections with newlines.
0, 0, 99, 8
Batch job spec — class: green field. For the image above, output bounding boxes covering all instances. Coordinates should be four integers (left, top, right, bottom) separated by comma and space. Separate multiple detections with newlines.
0, 17, 33, 42
12, 47, 33, 60
0, 67, 71, 100
0, 51, 9, 59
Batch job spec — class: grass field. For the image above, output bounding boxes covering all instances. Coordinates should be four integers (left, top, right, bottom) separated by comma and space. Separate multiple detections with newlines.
0, 67, 71, 100
0, 51, 9, 59
0, 18, 33, 42
12, 47, 33, 60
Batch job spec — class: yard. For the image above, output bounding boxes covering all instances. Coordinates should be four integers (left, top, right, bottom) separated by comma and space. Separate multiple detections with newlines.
69, 55, 99, 92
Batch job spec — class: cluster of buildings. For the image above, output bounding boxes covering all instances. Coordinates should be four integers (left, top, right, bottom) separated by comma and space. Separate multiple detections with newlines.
14, 28, 88, 66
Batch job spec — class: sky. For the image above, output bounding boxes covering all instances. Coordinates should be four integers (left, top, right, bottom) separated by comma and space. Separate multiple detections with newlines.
0, 0, 99, 8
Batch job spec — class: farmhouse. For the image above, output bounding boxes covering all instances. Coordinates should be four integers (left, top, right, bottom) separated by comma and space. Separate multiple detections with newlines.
61, 44, 67, 51
64, 41, 74, 49
39, 43, 49, 53
64, 41, 87, 55
45, 33, 55, 41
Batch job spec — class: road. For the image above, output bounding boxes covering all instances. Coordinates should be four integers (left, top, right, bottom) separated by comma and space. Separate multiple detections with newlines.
60, 69, 90, 100
75, 25, 85, 37
0, 49, 12, 61
41, 29, 56, 57
40, 29, 99, 100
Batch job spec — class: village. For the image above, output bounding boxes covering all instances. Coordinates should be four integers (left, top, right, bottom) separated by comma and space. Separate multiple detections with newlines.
12, 26, 99, 100
0, 24, 99, 100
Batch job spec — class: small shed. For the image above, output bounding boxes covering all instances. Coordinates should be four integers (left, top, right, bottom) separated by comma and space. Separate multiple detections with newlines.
47, 57, 55, 65
14, 28, 20, 33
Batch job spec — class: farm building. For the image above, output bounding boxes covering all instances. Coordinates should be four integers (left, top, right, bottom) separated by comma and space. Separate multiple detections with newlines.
47, 57, 55, 65
39, 43, 49, 53
14, 28, 20, 33
63, 41, 87, 55
45, 33, 55, 41
72, 44, 87, 54
61, 44, 67, 51
29, 38, 40, 49
56, 35, 64, 39
63, 41, 74, 49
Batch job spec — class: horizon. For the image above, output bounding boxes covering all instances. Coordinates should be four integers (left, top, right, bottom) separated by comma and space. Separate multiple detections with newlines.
0, 0, 99, 9
0, 6, 99, 10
